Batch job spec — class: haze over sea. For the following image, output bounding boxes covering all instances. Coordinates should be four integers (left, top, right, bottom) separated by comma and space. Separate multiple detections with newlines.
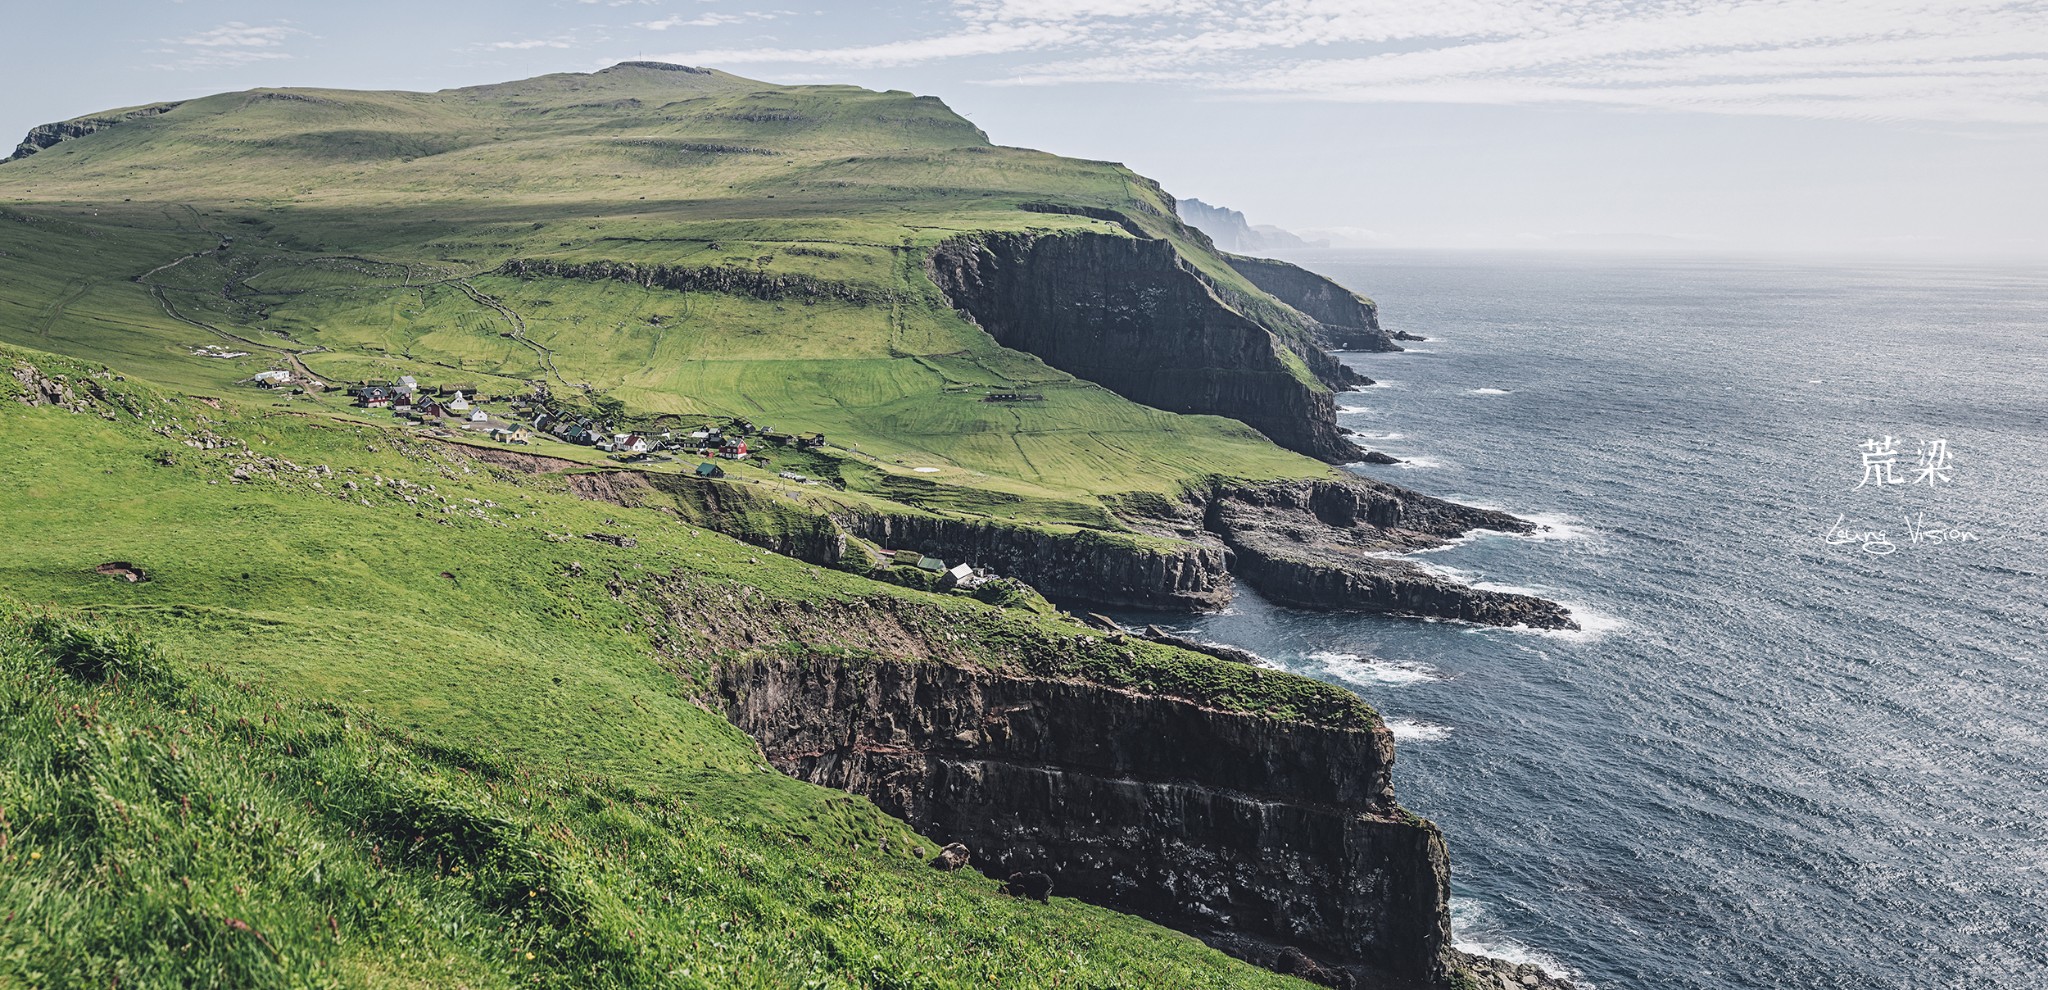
1115, 251, 2048, 989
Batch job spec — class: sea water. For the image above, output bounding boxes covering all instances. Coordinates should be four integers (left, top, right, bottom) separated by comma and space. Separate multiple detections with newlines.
1113, 251, 2048, 989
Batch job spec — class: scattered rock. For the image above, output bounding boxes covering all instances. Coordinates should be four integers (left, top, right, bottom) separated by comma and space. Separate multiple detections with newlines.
581, 532, 637, 548
1360, 450, 1402, 465
1080, 613, 1124, 633
928, 842, 971, 871
1001, 871, 1053, 902
94, 561, 149, 583
1140, 625, 1264, 665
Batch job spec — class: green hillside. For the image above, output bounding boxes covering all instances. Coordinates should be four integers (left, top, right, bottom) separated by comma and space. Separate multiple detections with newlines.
0, 62, 1333, 527
0, 343, 1358, 988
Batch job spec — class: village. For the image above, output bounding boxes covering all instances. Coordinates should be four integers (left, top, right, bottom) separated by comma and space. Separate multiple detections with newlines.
244, 367, 1010, 599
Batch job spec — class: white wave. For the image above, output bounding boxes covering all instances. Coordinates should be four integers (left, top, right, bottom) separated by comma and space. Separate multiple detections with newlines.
1305, 651, 1444, 687
1391, 556, 1625, 642
1385, 718, 1453, 741
1451, 898, 1590, 986
1466, 387, 1512, 395
1393, 456, 1448, 470
1533, 603, 1626, 643
1337, 403, 1379, 413
1515, 511, 1594, 542
1350, 431, 1406, 440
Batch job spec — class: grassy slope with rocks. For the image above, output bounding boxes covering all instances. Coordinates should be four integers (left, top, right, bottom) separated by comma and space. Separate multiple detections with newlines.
0, 343, 1374, 987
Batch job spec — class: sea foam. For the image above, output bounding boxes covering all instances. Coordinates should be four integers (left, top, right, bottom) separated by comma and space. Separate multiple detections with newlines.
1451, 898, 1591, 987
1385, 718, 1453, 741
1305, 651, 1444, 687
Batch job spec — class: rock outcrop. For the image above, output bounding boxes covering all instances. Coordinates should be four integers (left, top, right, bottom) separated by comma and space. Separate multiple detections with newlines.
927, 230, 1363, 463
460, 441, 1571, 627
715, 651, 1453, 987
8, 102, 184, 162
1206, 478, 1578, 630
497, 257, 884, 305
1224, 254, 1399, 353
836, 508, 1230, 610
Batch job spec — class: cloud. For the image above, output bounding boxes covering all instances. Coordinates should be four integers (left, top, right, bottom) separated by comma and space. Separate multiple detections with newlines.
645, 0, 2048, 123
641, 11, 777, 30
485, 38, 579, 50
150, 21, 308, 69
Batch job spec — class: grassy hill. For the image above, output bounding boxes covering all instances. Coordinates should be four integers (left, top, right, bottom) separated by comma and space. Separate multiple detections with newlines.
0, 62, 1336, 527
0, 343, 1368, 988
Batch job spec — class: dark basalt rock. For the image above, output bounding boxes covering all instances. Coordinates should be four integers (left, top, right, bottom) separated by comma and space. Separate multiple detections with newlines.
1361, 450, 1403, 465
1393, 331, 1429, 342
835, 508, 1232, 611
926, 230, 1363, 463
1001, 871, 1054, 902
1205, 477, 1578, 630
1142, 625, 1264, 665
498, 257, 884, 305
930, 842, 973, 871
714, 653, 1454, 987
1223, 254, 1401, 354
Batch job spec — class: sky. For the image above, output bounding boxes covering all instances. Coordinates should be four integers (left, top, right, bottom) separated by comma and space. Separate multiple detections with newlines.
9, 1, 2048, 258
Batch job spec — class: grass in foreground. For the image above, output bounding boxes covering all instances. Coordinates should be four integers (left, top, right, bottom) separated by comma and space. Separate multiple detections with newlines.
0, 613, 1311, 989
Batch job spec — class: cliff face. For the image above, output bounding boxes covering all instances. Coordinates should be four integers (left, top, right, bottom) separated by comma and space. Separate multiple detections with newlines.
1225, 255, 1399, 353
498, 257, 884, 305
8, 103, 184, 162
836, 509, 1230, 610
715, 652, 1452, 987
927, 231, 1362, 463
1207, 478, 1578, 630
1178, 198, 1323, 254
452, 447, 1571, 628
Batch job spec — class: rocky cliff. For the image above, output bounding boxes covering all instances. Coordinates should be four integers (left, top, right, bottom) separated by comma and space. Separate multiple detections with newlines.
835, 508, 1230, 610
1179, 198, 1324, 254
8, 102, 184, 162
1200, 478, 1578, 630
459, 443, 1572, 628
927, 230, 1363, 463
691, 591, 1454, 988
1225, 255, 1399, 353
1204, 477, 1572, 631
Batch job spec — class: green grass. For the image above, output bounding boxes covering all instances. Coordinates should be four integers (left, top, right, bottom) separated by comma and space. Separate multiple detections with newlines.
0, 62, 1337, 539
0, 613, 1315, 989
0, 345, 1368, 985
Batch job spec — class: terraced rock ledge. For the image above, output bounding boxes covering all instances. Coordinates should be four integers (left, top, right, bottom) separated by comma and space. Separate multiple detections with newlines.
660, 585, 1454, 987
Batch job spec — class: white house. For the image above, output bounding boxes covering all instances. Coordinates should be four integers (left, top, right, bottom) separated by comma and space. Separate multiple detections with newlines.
446, 390, 471, 412
469, 409, 489, 423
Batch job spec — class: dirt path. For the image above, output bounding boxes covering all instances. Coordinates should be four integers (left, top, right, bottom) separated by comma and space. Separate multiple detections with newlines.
450, 277, 578, 391
34, 277, 96, 337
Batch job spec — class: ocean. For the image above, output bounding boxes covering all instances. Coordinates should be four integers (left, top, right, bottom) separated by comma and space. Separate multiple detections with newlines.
1115, 252, 2048, 989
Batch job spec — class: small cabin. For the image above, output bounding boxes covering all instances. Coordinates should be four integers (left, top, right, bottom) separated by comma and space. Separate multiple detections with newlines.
694, 462, 725, 478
